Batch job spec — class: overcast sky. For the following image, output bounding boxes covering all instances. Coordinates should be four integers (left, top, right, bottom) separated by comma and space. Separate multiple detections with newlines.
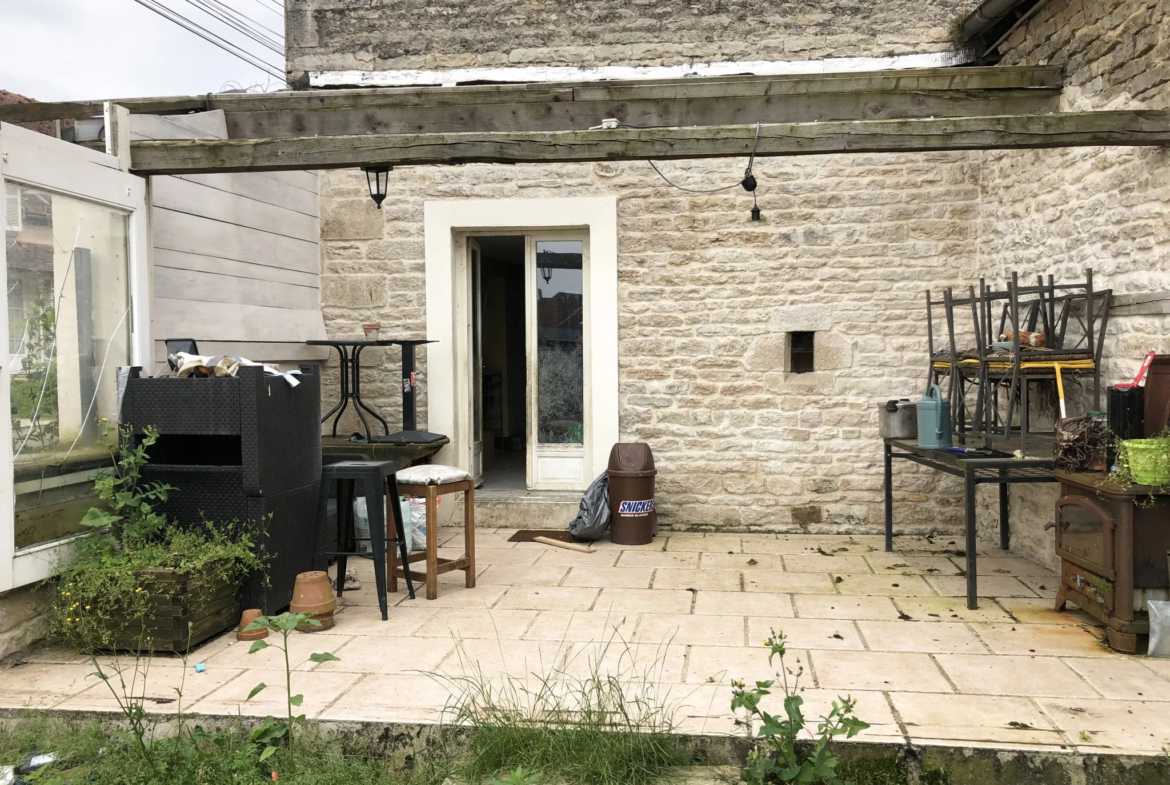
0, 0, 285, 102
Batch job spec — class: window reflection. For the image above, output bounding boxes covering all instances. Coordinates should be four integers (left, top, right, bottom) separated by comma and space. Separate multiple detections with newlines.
535, 241, 583, 445
5, 181, 130, 548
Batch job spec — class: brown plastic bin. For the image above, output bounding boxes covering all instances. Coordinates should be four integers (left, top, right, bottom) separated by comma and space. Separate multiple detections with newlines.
607, 443, 657, 545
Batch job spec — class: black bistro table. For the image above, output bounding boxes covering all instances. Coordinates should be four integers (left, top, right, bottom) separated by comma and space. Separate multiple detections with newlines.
883, 438, 1057, 609
308, 338, 443, 444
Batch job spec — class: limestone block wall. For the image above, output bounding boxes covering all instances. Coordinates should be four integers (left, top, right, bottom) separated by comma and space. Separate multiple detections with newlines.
318, 152, 980, 532
287, 0, 971, 74
972, 0, 1170, 568
0, 584, 48, 661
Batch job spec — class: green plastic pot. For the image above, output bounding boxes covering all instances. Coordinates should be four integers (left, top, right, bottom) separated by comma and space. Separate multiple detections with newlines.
1122, 439, 1170, 487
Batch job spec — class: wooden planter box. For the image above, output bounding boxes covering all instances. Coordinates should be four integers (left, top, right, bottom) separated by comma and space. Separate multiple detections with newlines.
110, 564, 241, 653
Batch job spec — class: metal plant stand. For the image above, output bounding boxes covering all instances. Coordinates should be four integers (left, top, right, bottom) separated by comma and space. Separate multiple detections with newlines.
884, 438, 1057, 609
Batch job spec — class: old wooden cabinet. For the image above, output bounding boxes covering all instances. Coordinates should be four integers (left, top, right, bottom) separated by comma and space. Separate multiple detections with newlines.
1054, 470, 1170, 653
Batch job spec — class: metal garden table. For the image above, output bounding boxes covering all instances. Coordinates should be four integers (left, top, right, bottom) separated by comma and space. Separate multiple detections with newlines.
307, 338, 439, 443
883, 438, 1057, 609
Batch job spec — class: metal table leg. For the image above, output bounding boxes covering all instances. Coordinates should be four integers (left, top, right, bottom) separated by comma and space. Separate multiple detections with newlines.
999, 477, 1010, 551
884, 441, 894, 552
321, 343, 352, 437
348, 344, 373, 442
350, 344, 391, 437
965, 467, 978, 610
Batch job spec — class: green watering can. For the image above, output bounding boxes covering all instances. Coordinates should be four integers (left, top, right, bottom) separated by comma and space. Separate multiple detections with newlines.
917, 384, 952, 449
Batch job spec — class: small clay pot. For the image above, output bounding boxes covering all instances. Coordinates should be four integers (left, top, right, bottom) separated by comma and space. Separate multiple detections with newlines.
289, 571, 337, 631
237, 608, 268, 641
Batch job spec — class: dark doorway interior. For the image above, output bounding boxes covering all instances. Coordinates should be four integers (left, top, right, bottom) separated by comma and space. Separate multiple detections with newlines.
473, 236, 526, 490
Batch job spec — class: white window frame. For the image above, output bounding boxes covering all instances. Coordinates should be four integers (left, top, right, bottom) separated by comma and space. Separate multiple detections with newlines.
424, 197, 618, 489
0, 121, 151, 592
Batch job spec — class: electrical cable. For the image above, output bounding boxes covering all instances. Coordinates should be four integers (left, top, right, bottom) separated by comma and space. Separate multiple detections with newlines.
203, 0, 284, 40
184, 0, 284, 55
644, 121, 762, 194
244, 0, 284, 15
130, 0, 284, 80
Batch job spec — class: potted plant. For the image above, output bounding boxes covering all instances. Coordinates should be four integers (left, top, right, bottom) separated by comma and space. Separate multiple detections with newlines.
49, 423, 266, 653
1116, 429, 1170, 489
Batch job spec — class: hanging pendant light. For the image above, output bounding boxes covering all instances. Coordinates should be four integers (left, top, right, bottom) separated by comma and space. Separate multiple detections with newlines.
362, 165, 392, 209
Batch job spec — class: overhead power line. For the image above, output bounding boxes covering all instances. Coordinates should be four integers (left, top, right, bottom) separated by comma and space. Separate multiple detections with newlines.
184, 0, 284, 55
131, 0, 285, 81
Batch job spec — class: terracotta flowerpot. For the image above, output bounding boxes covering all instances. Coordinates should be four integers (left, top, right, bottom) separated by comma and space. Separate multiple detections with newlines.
289, 571, 337, 631
237, 608, 268, 641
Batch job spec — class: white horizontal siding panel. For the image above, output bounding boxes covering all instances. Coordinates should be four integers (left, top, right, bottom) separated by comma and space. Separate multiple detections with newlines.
151, 176, 318, 242
153, 299, 327, 343
153, 248, 320, 288
152, 207, 319, 274
155, 266, 320, 310
173, 171, 319, 217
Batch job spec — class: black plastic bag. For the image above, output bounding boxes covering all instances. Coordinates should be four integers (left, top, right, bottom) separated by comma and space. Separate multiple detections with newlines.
569, 473, 610, 541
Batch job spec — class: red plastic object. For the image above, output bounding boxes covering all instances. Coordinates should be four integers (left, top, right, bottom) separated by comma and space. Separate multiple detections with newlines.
1115, 350, 1156, 390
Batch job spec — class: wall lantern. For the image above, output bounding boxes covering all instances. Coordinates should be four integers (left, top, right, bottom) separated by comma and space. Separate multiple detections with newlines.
362, 165, 392, 209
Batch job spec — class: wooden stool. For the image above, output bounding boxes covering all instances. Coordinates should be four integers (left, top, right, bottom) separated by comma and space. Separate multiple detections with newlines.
389, 465, 475, 600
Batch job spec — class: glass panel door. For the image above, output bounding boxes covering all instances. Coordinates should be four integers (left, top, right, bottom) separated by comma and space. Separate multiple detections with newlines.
5, 183, 131, 549
527, 235, 588, 489
469, 238, 483, 481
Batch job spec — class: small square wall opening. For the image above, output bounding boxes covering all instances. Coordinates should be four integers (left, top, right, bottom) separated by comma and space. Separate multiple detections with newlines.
790, 331, 815, 374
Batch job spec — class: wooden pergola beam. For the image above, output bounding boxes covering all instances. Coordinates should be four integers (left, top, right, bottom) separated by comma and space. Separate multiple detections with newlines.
0, 66, 1062, 139
129, 110, 1170, 175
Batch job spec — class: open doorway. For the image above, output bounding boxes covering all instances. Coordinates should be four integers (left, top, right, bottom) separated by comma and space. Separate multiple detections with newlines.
471, 235, 526, 490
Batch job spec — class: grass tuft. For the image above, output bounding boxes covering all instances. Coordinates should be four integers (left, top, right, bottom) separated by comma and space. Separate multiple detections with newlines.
437, 624, 692, 785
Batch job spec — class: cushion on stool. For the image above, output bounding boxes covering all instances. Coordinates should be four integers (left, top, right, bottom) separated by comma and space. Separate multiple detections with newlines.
396, 464, 472, 486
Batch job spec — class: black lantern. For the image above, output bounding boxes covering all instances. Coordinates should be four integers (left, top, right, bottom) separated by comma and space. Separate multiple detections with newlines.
540, 266, 553, 284
362, 165, 392, 209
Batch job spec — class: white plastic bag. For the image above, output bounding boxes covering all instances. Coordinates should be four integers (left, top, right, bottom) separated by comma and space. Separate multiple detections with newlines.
1149, 600, 1170, 659
409, 497, 428, 551
353, 497, 372, 555
353, 496, 413, 553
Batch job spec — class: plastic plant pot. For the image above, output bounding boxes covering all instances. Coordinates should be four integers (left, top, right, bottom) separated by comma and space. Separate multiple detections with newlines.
1122, 439, 1170, 487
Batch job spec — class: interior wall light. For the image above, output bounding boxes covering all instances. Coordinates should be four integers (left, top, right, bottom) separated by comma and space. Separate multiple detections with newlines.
362, 164, 392, 209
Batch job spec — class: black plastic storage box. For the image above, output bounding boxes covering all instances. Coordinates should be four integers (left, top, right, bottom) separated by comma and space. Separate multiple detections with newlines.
121, 364, 321, 614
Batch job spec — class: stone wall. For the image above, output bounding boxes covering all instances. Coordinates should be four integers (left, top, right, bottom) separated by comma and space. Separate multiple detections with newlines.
309, 0, 1167, 543
973, 0, 1170, 568
287, 0, 971, 74
0, 584, 49, 661
320, 152, 980, 532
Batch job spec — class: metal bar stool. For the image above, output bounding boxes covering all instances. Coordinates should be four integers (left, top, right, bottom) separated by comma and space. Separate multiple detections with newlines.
314, 460, 415, 620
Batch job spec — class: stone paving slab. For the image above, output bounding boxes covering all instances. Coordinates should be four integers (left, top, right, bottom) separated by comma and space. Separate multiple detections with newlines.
2, 530, 1169, 756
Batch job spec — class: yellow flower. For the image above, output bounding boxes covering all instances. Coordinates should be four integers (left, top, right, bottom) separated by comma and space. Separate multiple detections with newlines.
85, 606, 91, 610
135, 587, 142, 593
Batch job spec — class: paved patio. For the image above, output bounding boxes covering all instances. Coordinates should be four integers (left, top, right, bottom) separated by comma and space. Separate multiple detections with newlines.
3, 529, 1169, 757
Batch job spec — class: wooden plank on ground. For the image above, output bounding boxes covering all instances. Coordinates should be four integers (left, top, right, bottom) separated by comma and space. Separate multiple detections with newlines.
533, 536, 594, 553
129, 111, 1170, 174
